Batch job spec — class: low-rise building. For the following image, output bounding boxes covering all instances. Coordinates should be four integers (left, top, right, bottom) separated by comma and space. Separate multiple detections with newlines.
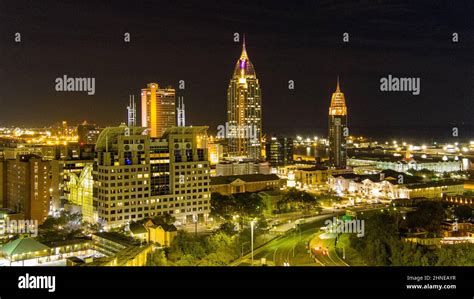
129, 219, 178, 247
328, 170, 464, 200
210, 174, 281, 195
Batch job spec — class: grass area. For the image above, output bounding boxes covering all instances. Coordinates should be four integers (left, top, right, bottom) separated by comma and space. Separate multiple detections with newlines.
335, 234, 368, 266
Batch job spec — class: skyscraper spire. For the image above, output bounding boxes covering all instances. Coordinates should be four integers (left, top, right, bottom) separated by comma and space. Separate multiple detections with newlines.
241, 34, 248, 59
336, 76, 340, 92
233, 35, 255, 78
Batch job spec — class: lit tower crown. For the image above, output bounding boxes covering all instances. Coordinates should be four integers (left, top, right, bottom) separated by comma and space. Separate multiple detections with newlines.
328, 77, 348, 169
233, 37, 256, 79
226, 36, 262, 160
329, 77, 347, 116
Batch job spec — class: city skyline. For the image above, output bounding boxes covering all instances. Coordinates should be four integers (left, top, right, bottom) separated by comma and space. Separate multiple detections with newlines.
1, 1, 474, 287
1, 1, 474, 140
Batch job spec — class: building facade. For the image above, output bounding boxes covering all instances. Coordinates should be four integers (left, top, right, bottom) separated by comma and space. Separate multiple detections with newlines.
265, 137, 293, 166
6, 155, 56, 224
210, 173, 280, 195
328, 172, 464, 200
93, 124, 211, 228
77, 121, 100, 145
328, 78, 347, 169
227, 39, 262, 159
141, 83, 176, 138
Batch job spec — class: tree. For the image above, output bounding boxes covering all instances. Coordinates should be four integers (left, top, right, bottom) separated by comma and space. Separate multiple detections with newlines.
147, 249, 168, 266
219, 222, 238, 236
453, 205, 472, 221
407, 201, 446, 236
435, 244, 474, 266
152, 213, 176, 225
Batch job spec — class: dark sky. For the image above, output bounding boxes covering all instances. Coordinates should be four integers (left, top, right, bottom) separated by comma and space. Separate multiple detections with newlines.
1, 0, 474, 139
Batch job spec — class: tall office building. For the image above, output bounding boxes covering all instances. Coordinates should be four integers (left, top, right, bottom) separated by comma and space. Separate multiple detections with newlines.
6, 155, 56, 224
227, 38, 262, 159
0, 159, 6, 208
93, 124, 210, 228
265, 137, 294, 166
77, 121, 100, 145
141, 83, 176, 138
328, 78, 348, 169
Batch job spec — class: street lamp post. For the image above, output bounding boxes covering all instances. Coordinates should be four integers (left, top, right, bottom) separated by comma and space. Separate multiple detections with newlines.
250, 220, 256, 266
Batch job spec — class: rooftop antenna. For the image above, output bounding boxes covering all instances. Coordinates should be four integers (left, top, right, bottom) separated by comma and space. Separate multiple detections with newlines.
127, 95, 136, 127
177, 96, 186, 127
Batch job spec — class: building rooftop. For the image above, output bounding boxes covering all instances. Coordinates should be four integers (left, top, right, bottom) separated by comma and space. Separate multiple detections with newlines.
405, 180, 464, 189
332, 169, 422, 185
211, 173, 280, 185
0, 237, 50, 257
93, 232, 136, 247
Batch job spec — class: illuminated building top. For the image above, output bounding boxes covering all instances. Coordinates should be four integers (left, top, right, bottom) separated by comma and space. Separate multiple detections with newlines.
329, 77, 347, 116
233, 36, 256, 79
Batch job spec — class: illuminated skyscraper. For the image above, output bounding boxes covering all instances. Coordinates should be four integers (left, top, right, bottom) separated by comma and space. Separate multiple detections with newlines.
328, 78, 347, 169
141, 83, 176, 138
227, 38, 262, 159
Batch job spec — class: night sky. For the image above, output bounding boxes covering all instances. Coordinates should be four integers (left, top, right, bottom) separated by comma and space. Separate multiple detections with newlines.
1, 0, 474, 140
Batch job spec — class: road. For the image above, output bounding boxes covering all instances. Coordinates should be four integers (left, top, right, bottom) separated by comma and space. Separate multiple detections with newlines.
309, 232, 348, 266
231, 206, 385, 266
231, 213, 343, 266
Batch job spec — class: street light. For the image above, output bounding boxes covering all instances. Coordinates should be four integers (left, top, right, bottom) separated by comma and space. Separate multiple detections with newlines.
250, 220, 256, 266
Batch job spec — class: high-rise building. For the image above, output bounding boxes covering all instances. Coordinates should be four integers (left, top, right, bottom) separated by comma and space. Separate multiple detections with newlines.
6, 155, 57, 224
265, 137, 294, 166
0, 159, 6, 208
77, 121, 100, 145
328, 78, 348, 169
141, 83, 176, 138
93, 124, 210, 228
227, 38, 262, 159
